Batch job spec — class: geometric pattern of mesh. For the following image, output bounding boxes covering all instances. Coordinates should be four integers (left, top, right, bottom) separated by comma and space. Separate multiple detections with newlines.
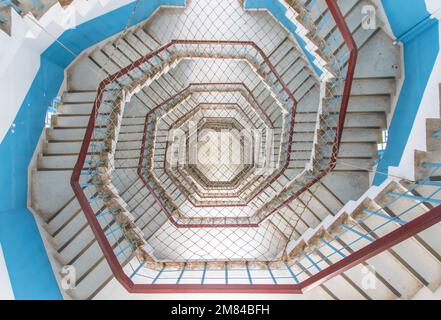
70, 0, 365, 289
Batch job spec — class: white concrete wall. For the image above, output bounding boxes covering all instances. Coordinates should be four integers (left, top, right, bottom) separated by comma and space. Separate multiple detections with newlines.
426, 0, 441, 16
0, 244, 14, 300
0, 0, 136, 144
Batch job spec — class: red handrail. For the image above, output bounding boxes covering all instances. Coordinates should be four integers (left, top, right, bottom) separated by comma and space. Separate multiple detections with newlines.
253, 0, 359, 222
69, 0, 441, 294
137, 43, 300, 213
134, 36, 349, 227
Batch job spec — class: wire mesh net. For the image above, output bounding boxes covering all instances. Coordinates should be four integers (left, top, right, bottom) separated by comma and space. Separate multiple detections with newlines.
72, 0, 358, 286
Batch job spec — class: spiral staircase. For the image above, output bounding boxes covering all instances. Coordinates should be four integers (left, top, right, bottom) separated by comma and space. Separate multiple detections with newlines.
6, 0, 438, 299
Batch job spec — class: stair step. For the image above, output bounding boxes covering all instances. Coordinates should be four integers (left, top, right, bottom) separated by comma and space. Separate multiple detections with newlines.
350, 78, 396, 96
361, 212, 441, 290
347, 95, 390, 113
38, 155, 78, 169
331, 223, 423, 298
344, 113, 386, 128
47, 198, 82, 233
62, 91, 97, 104
69, 256, 114, 300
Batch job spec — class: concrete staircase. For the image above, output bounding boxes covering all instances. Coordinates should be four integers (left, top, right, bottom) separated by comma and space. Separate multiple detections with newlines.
103, 85, 441, 300
281, 105, 441, 299
266, 0, 400, 244
0, 0, 72, 34
27, 0, 441, 300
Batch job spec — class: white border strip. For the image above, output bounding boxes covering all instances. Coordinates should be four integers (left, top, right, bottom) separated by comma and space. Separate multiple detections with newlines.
0, 243, 15, 300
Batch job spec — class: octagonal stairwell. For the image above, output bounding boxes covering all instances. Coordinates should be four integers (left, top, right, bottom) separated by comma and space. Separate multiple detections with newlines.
25, 0, 441, 300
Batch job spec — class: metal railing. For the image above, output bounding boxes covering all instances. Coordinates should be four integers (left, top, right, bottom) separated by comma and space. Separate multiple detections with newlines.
133, 41, 303, 226
70, 0, 441, 293
132, 38, 348, 226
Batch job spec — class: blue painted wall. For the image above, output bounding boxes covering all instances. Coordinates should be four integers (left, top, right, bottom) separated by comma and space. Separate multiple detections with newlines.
0, 0, 184, 299
374, 0, 439, 184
